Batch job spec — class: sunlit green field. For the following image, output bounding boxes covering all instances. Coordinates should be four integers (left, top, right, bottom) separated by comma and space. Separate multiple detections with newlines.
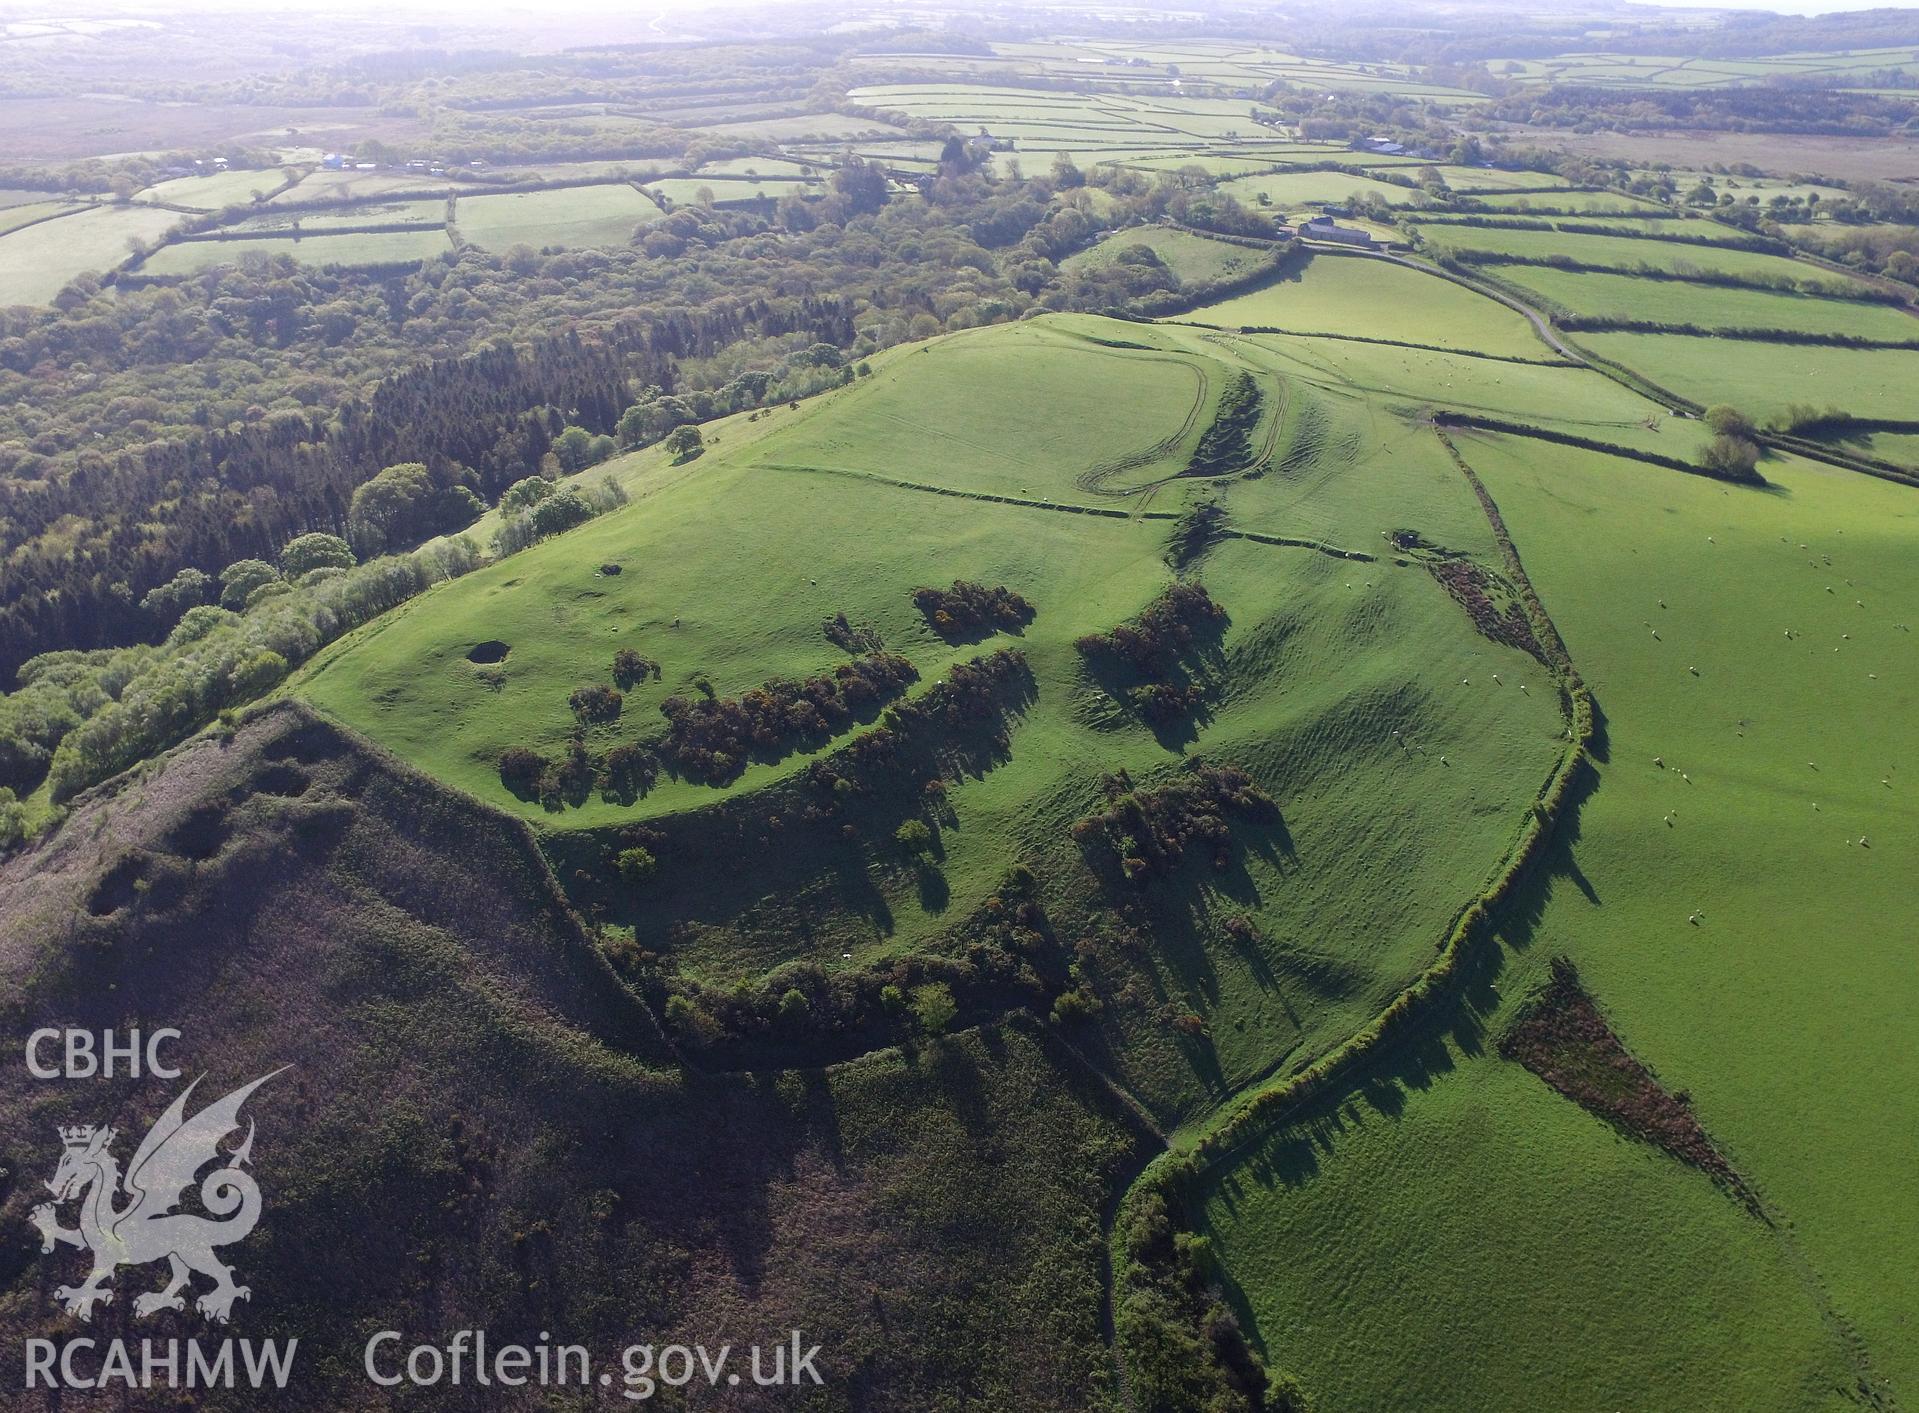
0, 203, 182, 304
139, 227, 453, 274
294, 313, 1565, 1140
456, 183, 663, 249
1195, 432, 1919, 1411
1062, 224, 1271, 286
1577, 330, 1919, 419
1495, 265, 1919, 339
1176, 251, 1557, 360
1414, 223, 1876, 288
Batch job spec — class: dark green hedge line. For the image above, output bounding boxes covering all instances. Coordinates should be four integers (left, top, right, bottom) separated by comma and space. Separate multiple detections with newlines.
1432, 412, 1765, 487
1433, 249, 1902, 303
1552, 317, 1919, 349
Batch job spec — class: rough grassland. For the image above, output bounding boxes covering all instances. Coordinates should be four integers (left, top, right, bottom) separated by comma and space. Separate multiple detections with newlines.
1177, 252, 1555, 360
0, 706, 1140, 1412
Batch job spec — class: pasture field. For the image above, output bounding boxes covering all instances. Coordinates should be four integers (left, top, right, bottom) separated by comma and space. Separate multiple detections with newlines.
848, 84, 1272, 147
695, 113, 904, 141
1465, 188, 1667, 214
1491, 265, 1919, 339
1177, 252, 1556, 361
743, 320, 1226, 502
230, 198, 448, 233
1501, 127, 1919, 186
1429, 165, 1573, 192
1117, 153, 1307, 178
136, 166, 291, 209
1199, 1051, 1858, 1412
1575, 330, 1919, 420
646, 176, 818, 207
482, 159, 671, 183
0, 187, 63, 209
1459, 435, 1919, 1404
1191, 425, 1919, 1410
0, 201, 181, 304
1218, 169, 1423, 211
693, 156, 821, 179
1415, 213, 1757, 244
1839, 430, 1919, 469
1231, 328, 1651, 434
271, 168, 450, 205
1413, 223, 1877, 289
138, 227, 453, 275
1501, 45, 1919, 90
455, 183, 661, 250
0, 199, 78, 234
1062, 225, 1269, 286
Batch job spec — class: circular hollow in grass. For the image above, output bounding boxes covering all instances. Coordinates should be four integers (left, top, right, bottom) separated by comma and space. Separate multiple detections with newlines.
467, 640, 510, 665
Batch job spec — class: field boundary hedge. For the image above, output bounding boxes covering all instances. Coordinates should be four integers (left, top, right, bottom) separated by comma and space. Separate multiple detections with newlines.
1432, 411, 1770, 485
1552, 317, 1919, 349
1432, 248, 1899, 302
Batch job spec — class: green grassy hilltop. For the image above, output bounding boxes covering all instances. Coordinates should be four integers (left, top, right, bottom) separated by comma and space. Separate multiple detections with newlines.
283, 241, 1919, 1407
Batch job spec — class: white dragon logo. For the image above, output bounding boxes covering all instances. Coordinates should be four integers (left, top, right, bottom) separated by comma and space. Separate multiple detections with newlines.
30, 1069, 285, 1324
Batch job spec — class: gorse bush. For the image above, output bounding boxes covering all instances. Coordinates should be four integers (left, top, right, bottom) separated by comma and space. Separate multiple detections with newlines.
569, 684, 624, 724
1075, 582, 1225, 677
612, 648, 661, 689
659, 651, 919, 786
910, 580, 1035, 641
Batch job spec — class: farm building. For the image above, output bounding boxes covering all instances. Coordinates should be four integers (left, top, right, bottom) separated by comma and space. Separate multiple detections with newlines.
1301, 216, 1375, 247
